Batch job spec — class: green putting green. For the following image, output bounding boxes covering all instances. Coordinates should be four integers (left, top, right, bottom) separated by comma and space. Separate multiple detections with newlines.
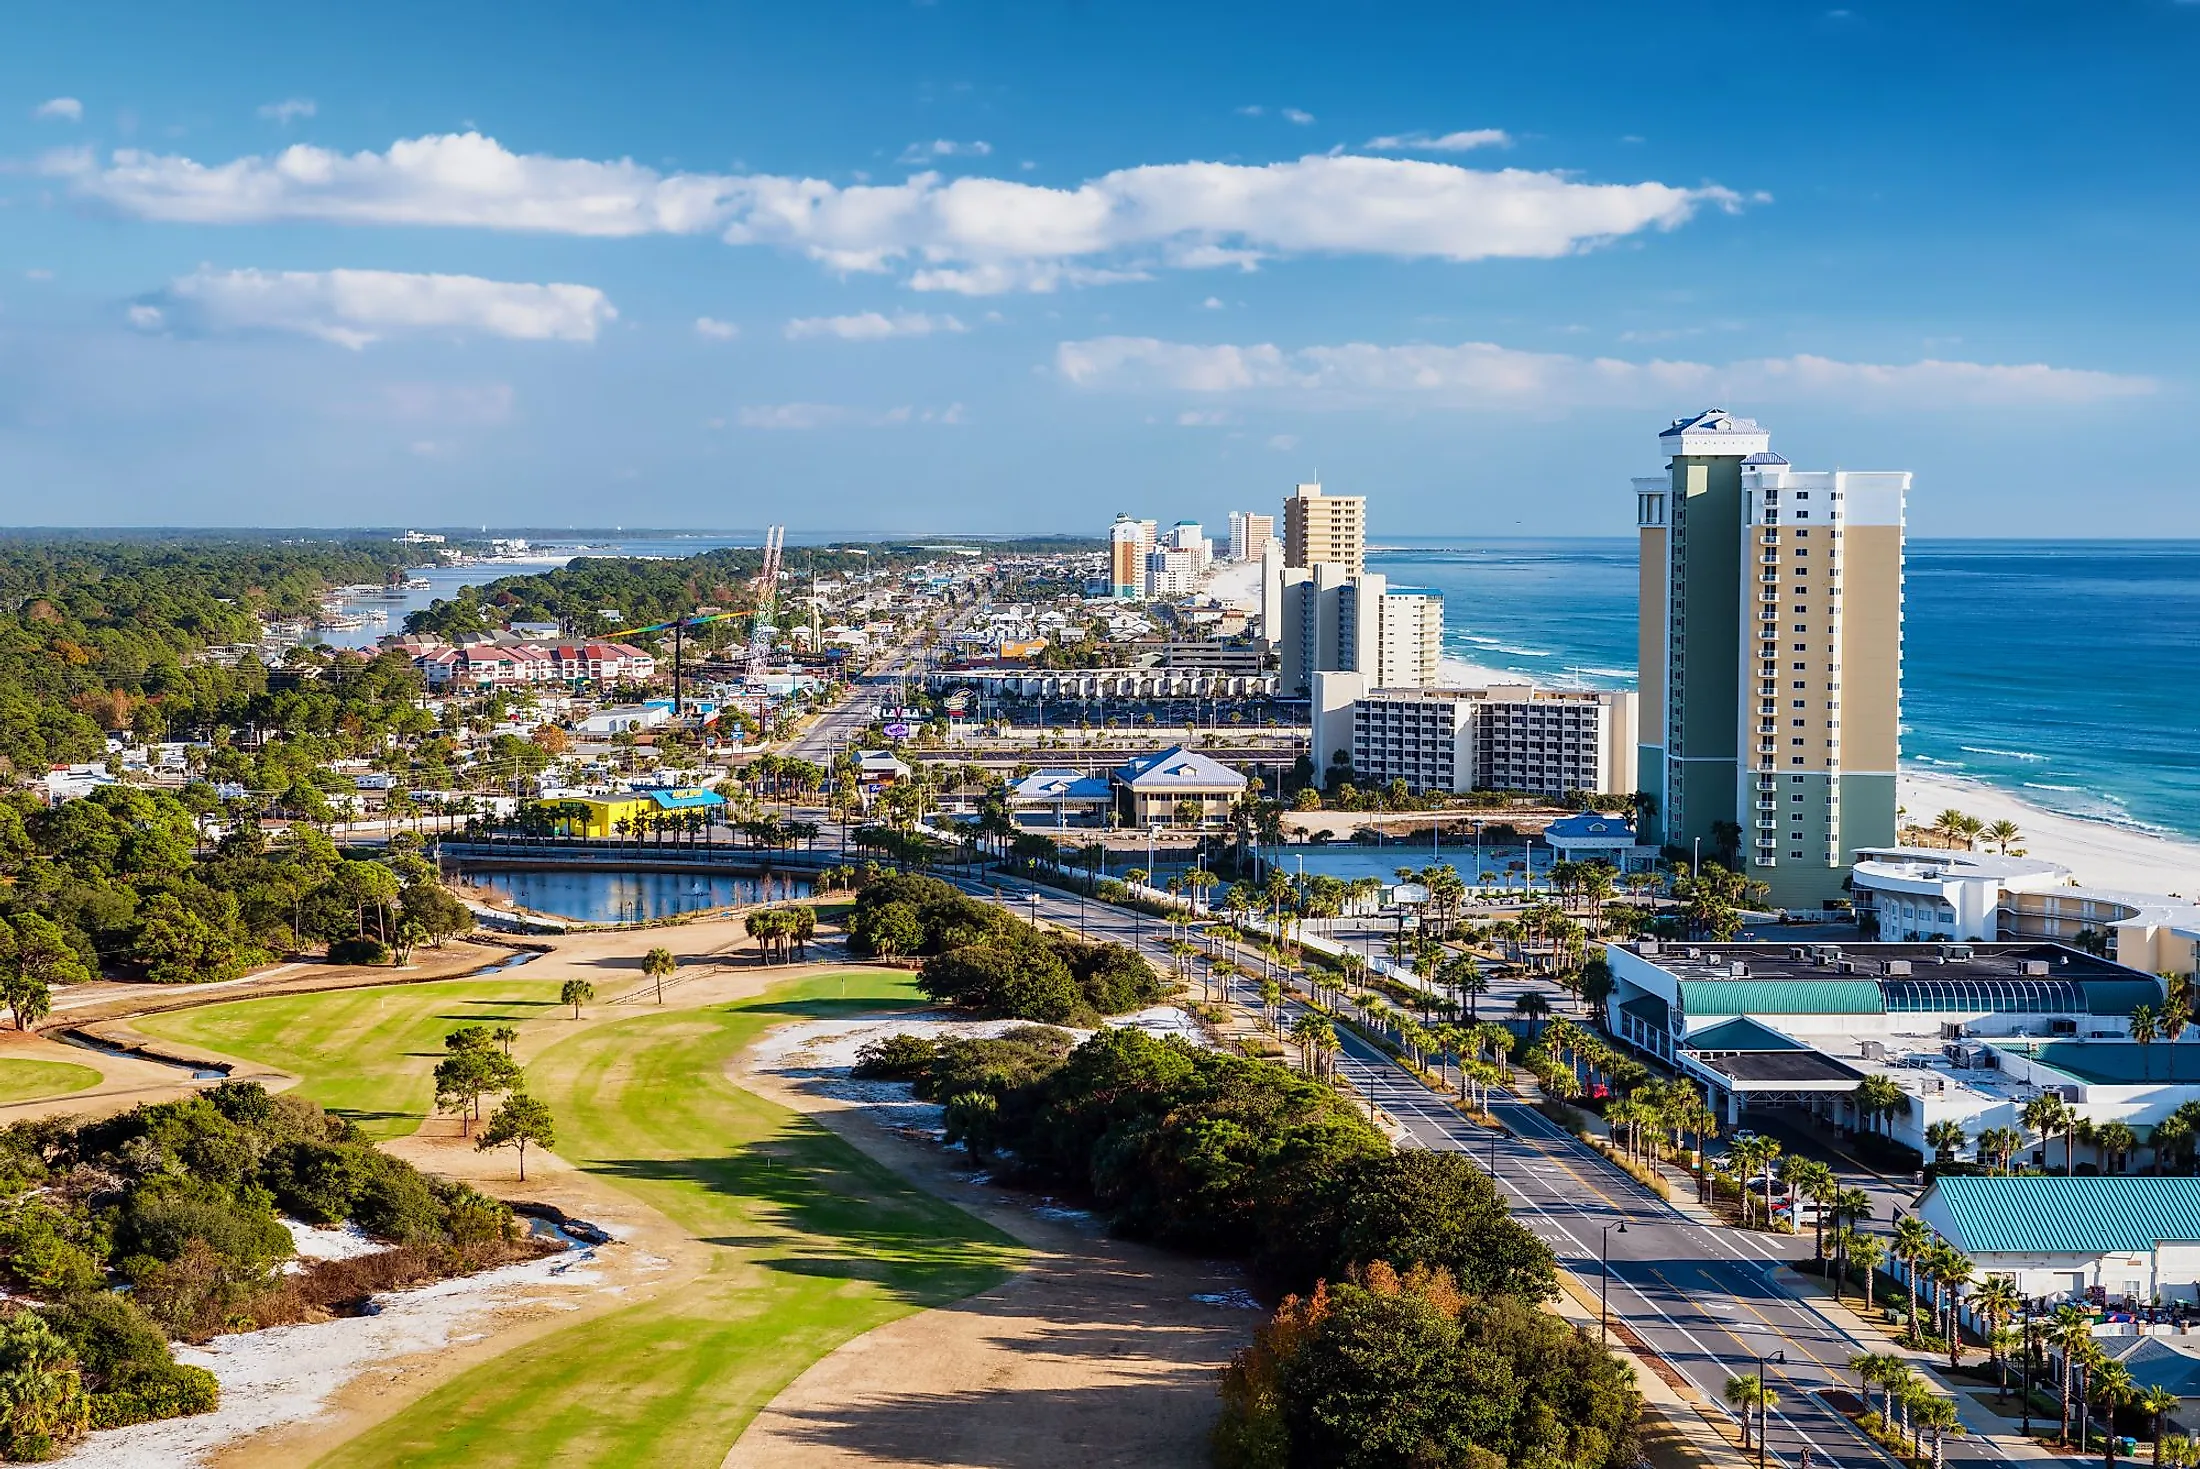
139, 968, 1023, 1468
0, 1058, 102, 1105
136, 977, 571, 1138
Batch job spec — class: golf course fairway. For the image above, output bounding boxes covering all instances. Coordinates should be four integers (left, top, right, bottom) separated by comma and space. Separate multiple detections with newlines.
151, 968, 1025, 1467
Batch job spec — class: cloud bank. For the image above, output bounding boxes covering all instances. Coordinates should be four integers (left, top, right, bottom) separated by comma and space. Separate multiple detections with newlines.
34, 97, 83, 122
141, 266, 616, 349
56, 131, 1743, 294
1365, 129, 1512, 151
784, 310, 966, 340
1055, 336, 2157, 409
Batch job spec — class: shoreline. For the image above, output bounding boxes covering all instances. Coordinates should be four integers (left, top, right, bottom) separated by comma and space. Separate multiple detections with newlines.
1202, 559, 2199, 897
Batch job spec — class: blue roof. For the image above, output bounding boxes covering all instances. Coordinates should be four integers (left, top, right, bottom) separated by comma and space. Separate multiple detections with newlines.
1680, 979, 1885, 1017
1545, 813, 1636, 842
645, 788, 725, 811
1923, 1176, 2200, 1255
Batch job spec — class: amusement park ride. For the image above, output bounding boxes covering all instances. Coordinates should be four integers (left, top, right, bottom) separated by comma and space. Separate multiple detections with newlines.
602, 524, 784, 715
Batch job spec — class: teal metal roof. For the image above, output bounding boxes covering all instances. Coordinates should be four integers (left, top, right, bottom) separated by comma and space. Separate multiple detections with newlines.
645, 788, 726, 811
1684, 1016, 1810, 1053
2087, 977, 2167, 1016
1925, 1176, 2200, 1255
1679, 979, 1885, 1018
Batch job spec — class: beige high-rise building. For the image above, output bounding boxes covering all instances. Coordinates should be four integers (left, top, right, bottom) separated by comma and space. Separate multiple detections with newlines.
1283, 482, 1364, 575
1634, 408, 1907, 910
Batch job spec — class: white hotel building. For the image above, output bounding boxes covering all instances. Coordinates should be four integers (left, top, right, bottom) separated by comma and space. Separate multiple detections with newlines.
1311, 672, 1638, 800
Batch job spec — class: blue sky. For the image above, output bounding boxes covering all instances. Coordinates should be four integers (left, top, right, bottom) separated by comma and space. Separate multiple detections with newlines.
3, 0, 2194, 535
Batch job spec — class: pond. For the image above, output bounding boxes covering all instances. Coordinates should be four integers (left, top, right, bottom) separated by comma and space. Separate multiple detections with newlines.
461, 868, 813, 922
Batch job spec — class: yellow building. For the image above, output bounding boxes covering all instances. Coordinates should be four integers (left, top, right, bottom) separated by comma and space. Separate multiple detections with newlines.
553, 788, 726, 838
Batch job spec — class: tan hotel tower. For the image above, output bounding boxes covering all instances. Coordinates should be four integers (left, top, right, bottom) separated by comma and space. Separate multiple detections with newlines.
1634, 409, 1906, 910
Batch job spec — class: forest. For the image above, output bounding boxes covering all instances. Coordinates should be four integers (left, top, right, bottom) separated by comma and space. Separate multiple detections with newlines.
0, 1080, 536, 1460
854, 1027, 1636, 1469
0, 537, 407, 773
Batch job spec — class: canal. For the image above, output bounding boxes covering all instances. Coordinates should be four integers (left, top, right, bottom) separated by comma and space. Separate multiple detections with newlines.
461, 868, 813, 922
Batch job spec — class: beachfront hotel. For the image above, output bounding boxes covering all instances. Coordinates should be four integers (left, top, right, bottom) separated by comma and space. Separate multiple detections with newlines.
1634, 409, 1909, 910
1283, 481, 1366, 576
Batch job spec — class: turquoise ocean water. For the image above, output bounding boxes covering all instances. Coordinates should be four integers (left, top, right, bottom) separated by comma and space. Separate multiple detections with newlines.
1372, 539, 2200, 844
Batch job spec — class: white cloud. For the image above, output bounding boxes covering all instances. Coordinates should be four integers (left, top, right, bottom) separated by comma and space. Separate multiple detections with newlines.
1364, 129, 1513, 152
1282, 108, 1315, 125
899, 139, 993, 163
34, 97, 83, 123
783, 310, 965, 340
1201, 296, 1225, 309
1267, 434, 1300, 451
125, 303, 164, 331
1177, 409, 1231, 426
376, 382, 516, 424
146, 266, 615, 349
1055, 335, 2158, 409
257, 98, 317, 125
57, 131, 1742, 293
736, 401, 963, 429
693, 316, 740, 339
24, 269, 55, 282
1235, 106, 1264, 118
738, 402, 849, 430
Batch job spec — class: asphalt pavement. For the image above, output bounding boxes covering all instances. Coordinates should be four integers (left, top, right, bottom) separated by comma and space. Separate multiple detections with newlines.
962, 870, 2036, 1469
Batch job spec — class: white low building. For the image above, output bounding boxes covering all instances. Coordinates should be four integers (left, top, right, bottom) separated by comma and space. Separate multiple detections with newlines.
1853, 847, 2200, 977
1913, 1175, 2200, 1306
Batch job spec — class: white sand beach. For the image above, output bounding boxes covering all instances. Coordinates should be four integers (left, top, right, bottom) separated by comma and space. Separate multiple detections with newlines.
1899, 767, 2200, 898
1201, 557, 1263, 609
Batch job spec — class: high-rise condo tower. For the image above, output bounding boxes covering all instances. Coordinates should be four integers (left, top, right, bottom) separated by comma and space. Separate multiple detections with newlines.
1634, 409, 1907, 910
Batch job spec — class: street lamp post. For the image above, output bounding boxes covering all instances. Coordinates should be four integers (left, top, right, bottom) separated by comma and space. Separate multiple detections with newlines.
2020, 1298, 2034, 1437
1600, 1220, 1629, 1343
1755, 1349, 1785, 1469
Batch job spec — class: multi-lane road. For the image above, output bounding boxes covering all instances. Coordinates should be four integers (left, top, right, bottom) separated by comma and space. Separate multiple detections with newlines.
967, 870, 2019, 1469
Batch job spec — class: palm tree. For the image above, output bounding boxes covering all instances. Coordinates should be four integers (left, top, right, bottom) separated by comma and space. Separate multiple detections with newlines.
1930, 1247, 1975, 1364
1849, 1232, 1887, 1311
1893, 1216, 1932, 1345
1851, 1351, 1901, 1427
1781, 1156, 1836, 1259
1972, 1275, 2022, 1393
2049, 1303, 2095, 1444
1723, 1373, 1774, 1451
2024, 1091, 2073, 1174
1912, 1392, 1965, 1469
643, 945, 676, 1004
2098, 1120, 2138, 1175
2142, 1385, 2182, 1468
1851, 1072, 1907, 1139
2132, 1003, 2162, 1081
2095, 1361, 2138, 1469
1926, 1118, 1969, 1163
1984, 817, 2022, 854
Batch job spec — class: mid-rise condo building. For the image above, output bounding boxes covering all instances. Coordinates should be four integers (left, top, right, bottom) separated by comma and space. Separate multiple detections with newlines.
1272, 567, 1442, 695
1283, 482, 1365, 575
1109, 514, 1158, 599
1312, 672, 1638, 799
1227, 511, 1276, 562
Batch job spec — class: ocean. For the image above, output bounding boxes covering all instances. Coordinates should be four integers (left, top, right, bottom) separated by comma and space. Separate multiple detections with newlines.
1371, 538, 2200, 844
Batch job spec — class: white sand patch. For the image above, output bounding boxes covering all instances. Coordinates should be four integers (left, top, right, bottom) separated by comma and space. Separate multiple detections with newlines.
1103, 1006, 1206, 1045
1901, 767, 2200, 897
56, 1246, 598, 1469
282, 1219, 391, 1264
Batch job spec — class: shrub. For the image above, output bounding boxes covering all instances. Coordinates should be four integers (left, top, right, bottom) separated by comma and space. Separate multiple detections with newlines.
851, 1034, 938, 1079
87, 1360, 219, 1429
326, 936, 391, 966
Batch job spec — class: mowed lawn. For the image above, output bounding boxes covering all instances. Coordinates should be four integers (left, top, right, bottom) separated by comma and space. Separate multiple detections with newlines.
136, 977, 570, 1137
142, 968, 1024, 1468
0, 1058, 101, 1104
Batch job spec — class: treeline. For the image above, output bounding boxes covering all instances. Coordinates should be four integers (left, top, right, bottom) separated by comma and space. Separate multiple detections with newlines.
0, 538, 406, 771
1, 786, 472, 989
844, 874, 1161, 1023
855, 1027, 1628, 1468
0, 1081, 535, 1459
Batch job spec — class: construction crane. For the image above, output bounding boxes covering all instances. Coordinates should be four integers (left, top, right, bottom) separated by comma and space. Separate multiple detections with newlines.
749, 524, 784, 667
600, 524, 787, 715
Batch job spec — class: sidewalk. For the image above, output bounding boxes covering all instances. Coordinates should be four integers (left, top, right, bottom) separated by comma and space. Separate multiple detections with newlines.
1773, 1264, 2062, 1463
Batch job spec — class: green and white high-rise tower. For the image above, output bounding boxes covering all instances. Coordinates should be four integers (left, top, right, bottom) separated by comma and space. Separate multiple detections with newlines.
1634, 409, 1908, 911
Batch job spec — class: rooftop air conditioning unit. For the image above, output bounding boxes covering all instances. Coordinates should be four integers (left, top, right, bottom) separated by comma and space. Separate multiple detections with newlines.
1838, 960, 1860, 974
1883, 960, 1913, 977
1729, 962, 1751, 978
1637, 939, 1660, 955
2021, 959, 2051, 977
